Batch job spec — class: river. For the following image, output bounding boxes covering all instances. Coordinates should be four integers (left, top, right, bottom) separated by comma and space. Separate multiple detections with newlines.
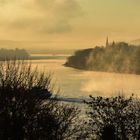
30, 57, 140, 99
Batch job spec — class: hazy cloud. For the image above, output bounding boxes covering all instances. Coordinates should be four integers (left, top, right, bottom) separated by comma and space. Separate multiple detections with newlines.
0, 0, 83, 34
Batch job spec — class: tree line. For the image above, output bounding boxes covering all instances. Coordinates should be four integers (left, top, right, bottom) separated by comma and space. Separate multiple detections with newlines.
0, 48, 30, 60
65, 42, 140, 74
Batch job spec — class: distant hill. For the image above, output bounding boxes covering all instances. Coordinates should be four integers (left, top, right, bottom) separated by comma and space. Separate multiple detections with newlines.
65, 42, 140, 74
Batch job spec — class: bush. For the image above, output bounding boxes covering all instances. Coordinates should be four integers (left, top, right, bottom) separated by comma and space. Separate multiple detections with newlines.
0, 60, 85, 140
85, 95, 140, 140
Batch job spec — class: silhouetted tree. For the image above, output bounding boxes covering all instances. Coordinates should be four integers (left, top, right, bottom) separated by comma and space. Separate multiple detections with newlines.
0, 60, 86, 140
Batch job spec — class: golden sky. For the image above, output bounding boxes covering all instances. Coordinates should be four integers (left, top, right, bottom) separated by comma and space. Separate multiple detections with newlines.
0, 0, 140, 49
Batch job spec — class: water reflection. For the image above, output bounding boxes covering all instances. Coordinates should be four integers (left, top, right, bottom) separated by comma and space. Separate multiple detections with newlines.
30, 59, 140, 98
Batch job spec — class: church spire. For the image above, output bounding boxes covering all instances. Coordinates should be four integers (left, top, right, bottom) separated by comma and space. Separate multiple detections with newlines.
106, 36, 109, 47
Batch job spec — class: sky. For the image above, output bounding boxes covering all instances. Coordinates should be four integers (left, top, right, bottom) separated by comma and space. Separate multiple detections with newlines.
0, 0, 140, 49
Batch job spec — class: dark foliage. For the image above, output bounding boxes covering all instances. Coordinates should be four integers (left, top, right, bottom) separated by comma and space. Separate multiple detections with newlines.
85, 95, 140, 140
65, 42, 140, 74
0, 61, 85, 140
102, 125, 116, 140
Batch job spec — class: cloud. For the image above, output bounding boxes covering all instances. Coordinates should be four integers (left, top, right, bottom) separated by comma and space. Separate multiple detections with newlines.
0, 0, 10, 4
0, 0, 83, 34
42, 19, 72, 34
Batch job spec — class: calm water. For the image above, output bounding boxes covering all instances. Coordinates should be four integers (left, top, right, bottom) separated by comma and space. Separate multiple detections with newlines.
31, 58, 140, 99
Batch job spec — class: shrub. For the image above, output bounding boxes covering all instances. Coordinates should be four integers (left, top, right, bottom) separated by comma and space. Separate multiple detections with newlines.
0, 60, 84, 140
85, 95, 140, 140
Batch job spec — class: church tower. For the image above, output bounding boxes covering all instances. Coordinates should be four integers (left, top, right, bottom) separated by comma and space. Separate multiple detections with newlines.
106, 36, 109, 47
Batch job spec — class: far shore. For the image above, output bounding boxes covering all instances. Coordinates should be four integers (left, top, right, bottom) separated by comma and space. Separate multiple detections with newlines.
29, 55, 68, 60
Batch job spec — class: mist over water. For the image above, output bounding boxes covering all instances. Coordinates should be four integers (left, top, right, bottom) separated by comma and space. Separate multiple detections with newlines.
30, 58, 140, 98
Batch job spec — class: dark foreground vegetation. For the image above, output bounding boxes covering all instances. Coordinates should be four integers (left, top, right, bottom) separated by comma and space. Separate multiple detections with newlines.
0, 48, 30, 60
0, 61, 87, 140
0, 60, 140, 140
65, 42, 140, 74
85, 95, 140, 140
